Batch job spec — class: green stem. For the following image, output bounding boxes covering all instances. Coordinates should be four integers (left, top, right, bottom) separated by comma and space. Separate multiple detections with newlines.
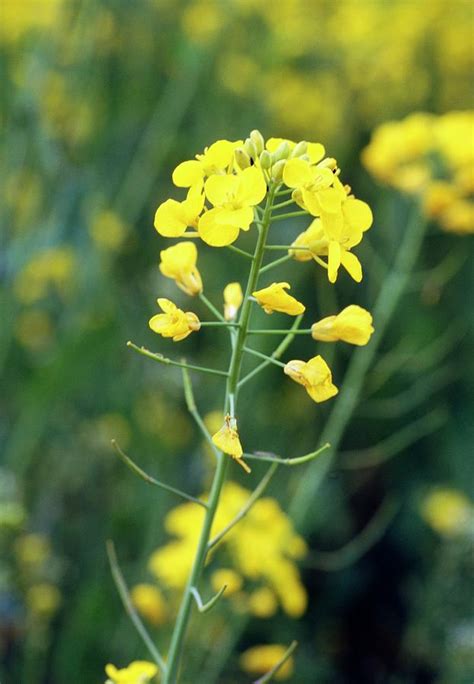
271, 210, 308, 221
271, 198, 297, 210
127, 342, 228, 377
199, 292, 226, 322
248, 328, 312, 335
243, 346, 287, 369
226, 244, 253, 259
163, 184, 278, 683
260, 254, 291, 273
199, 321, 240, 328
289, 201, 428, 528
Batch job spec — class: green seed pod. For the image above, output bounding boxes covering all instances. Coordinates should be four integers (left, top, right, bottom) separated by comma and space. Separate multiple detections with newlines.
244, 138, 258, 160
291, 141, 308, 157
234, 148, 251, 170
250, 130, 265, 155
271, 159, 286, 182
259, 150, 272, 170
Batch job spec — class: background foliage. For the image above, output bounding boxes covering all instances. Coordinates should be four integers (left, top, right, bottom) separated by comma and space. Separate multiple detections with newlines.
1, 1, 473, 682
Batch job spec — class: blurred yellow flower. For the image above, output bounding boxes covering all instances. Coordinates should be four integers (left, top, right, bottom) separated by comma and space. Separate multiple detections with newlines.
223, 282, 243, 320
284, 356, 338, 403
27, 583, 61, 618
89, 210, 128, 252
15, 533, 50, 568
421, 489, 473, 535
130, 584, 167, 625
159, 241, 203, 296
240, 644, 294, 680
252, 282, 305, 315
149, 298, 200, 341
211, 568, 243, 596
154, 185, 204, 238
14, 309, 54, 352
198, 166, 266, 246
311, 305, 374, 345
212, 416, 250, 473
14, 247, 76, 304
248, 586, 278, 618
105, 661, 158, 684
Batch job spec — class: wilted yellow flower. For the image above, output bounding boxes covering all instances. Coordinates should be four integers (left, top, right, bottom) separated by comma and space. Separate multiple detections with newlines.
311, 305, 374, 345
211, 568, 243, 596
27, 583, 61, 618
198, 166, 266, 246
104, 661, 158, 684
240, 644, 294, 680
223, 282, 243, 320
172, 140, 241, 188
212, 415, 250, 473
248, 587, 278, 618
284, 356, 338, 403
252, 282, 305, 315
154, 185, 204, 238
130, 584, 167, 625
159, 241, 203, 295
149, 298, 200, 342
421, 489, 473, 535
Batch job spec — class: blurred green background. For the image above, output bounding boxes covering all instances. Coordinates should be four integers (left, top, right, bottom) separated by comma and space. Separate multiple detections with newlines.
1, 1, 473, 682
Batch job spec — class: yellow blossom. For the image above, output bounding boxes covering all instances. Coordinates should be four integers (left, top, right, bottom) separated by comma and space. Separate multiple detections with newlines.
172, 139, 241, 188
240, 644, 294, 680
212, 415, 250, 473
421, 489, 473, 536
154, 185, 204, 238
198, 166, 266, 246
26, 583, 61, 618
223, 282, 243, 320
289, 218, 328, 262
284, 356, 338, 403
148, 298, 200, 341
105, 661, 158, 684
311, 305, 374, 345
211, 568, 243, 596
159, 241, 203, 295
248, 587, 278, 618
89, 210, 127, 251
130, 584, 167, 625
252, 282, 305, 315
15, 533, 50, 568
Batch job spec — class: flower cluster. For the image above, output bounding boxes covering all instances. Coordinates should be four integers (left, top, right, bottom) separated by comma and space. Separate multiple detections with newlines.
146, 482, 308, 619
362, 111, 474, 234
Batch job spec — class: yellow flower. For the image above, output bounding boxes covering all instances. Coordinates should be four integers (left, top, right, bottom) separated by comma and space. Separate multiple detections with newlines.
130, 584, 167, 625
172, 139, 242, 188
252, 282, 305, 315
248, 587, 278, 618
15, 533, 50, 568
159, 241, 203, 295
211, 568, 243, 596
289, 218, 328, 262
212, 415, 251, 473
198, 166, 266, 246
105, 661, 158, 684
26, 583, 61, 618
311, 305, 374, 345
89, 210, 127, 251
421, 489, 472, 536
240, 644, 294, 680
284, 356, 338, 403
148, 298, 200, 341
154, 185, 204, 238
223, 282, 243, 320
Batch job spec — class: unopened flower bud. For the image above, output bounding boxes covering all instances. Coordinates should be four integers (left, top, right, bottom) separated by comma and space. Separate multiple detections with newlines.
299, 154, 310, 162
271, 159, 286, 182
259, 150, 272, 170
244, 138, 258, 160
318, 157, 338, 171
234, 148, 251, 170
291, 141, 308, 157
250, 130, 264, 155
271, 141, 290, 163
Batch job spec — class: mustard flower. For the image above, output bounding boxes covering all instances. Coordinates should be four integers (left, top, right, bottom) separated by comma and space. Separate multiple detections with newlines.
284, 356, 338, 403
211, 568, 243, 596
421, 489, 473, 536
211, 415, 251, 473
289, 218, 328, 262
198, 166, 267, 246
159, 241, 203, 296
130, 584, 167, 625
172, 139, 242, 187
104, 661, 158, 684
248, 586, 278, 618
154, 185, 204, 238
311, 305, 374, 345
252, 282, 305, 315
148, 298, 200, 341
240, 644, 294, 680
223, 282, 243, 320
282, 157, 337, 211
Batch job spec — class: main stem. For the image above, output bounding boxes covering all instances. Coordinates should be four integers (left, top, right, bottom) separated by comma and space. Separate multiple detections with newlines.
163, 184, 276, 683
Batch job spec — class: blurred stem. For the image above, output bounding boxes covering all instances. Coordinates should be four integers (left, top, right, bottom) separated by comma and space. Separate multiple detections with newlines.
164, 185, 278, 683
289, 200, 428, 529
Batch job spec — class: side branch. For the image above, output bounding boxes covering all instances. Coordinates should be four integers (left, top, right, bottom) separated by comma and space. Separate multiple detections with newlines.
111, 440, 208, 508
106, 540, 167, 675
253, 641, 298, 684
245, 442, 330, 466
190, 585, 226, 614
127, 341, 228, 377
